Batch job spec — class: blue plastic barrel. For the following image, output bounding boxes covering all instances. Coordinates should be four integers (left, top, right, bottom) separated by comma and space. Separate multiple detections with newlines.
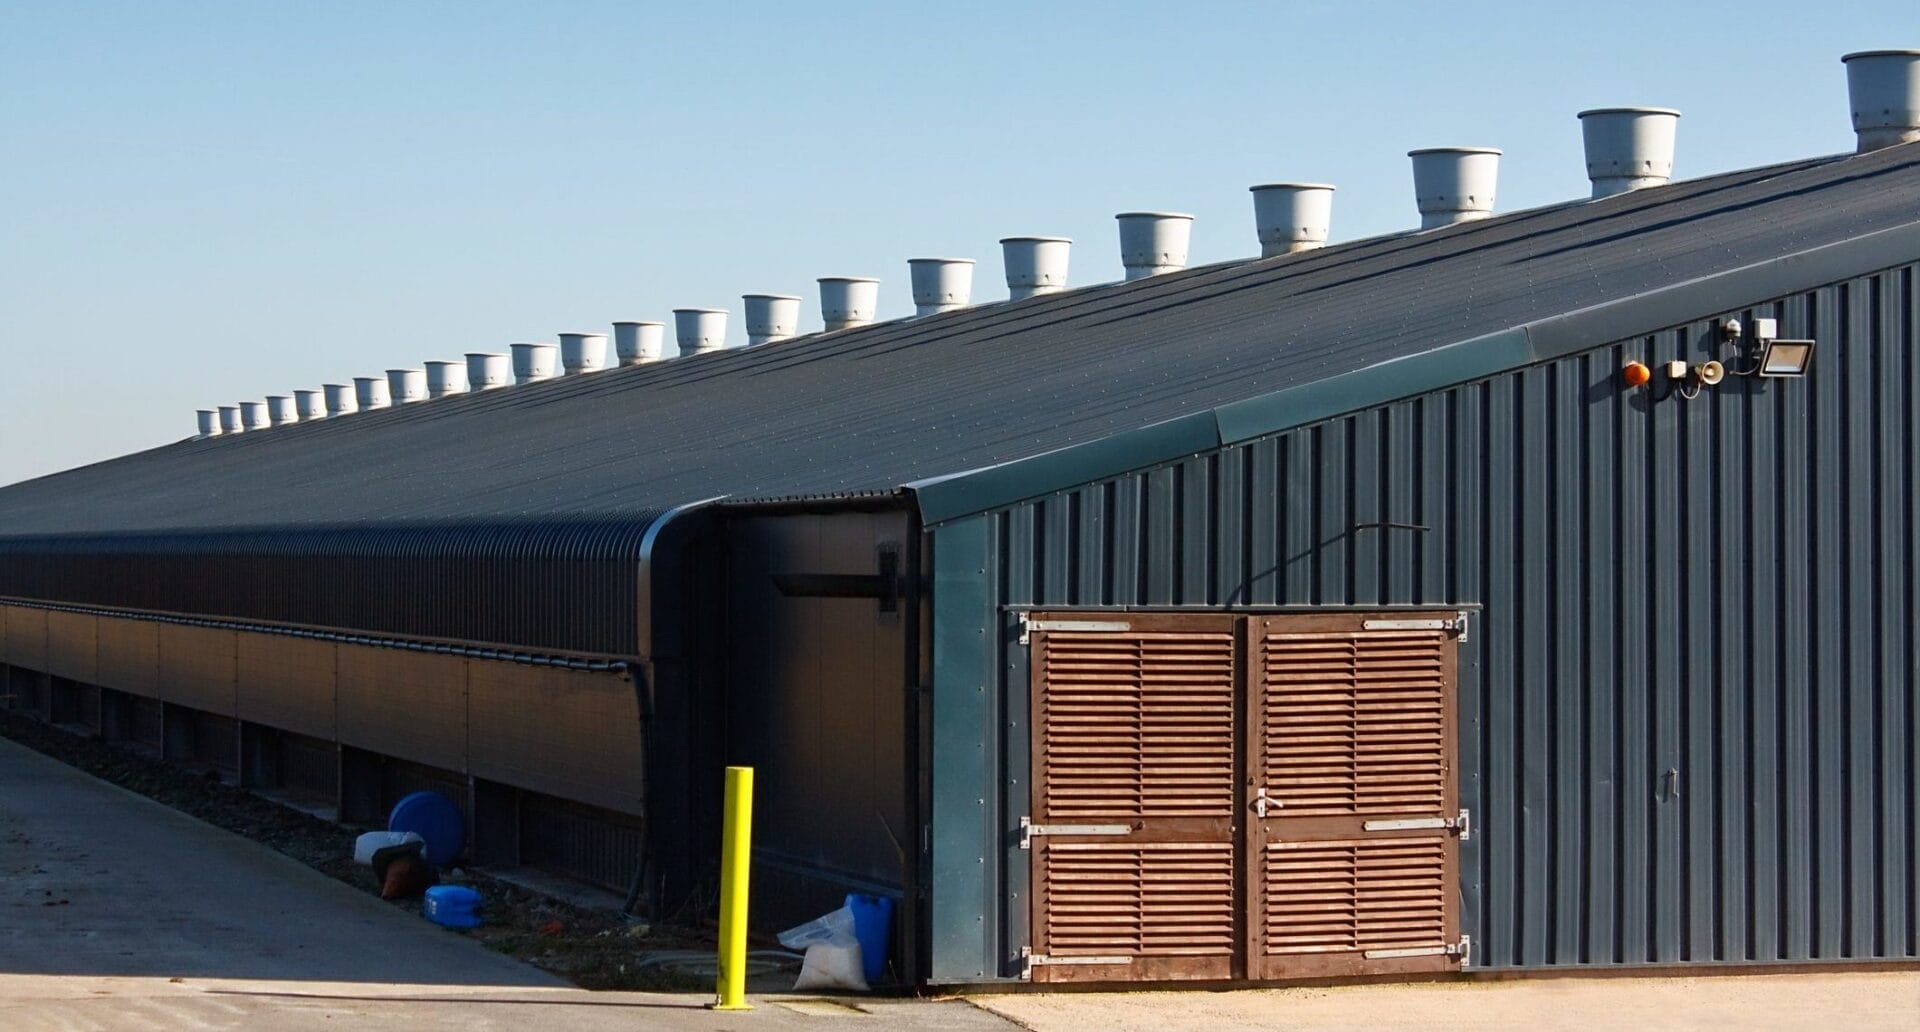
843, 893, 895, 985
388, 790, 466, 867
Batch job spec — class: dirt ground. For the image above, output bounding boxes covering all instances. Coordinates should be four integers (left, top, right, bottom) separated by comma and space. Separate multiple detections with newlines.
0, 710, 728, 991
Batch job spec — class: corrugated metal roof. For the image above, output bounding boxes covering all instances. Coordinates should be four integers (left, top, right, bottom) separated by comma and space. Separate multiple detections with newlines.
4, 148, 1920, 536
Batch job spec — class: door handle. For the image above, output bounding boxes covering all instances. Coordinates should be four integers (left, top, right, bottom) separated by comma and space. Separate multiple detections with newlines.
1252, 787, 1275, 818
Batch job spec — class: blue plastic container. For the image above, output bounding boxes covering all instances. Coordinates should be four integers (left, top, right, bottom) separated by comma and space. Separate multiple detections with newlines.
389, 790, 466, 867
423, 885, 482, 928
843, 893, 895, 985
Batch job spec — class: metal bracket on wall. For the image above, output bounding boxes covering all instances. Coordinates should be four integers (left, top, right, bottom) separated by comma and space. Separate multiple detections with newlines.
771, 543, 903, 613
1016, 613, 1132, 645
1363, 610, 1470, 643
1019, 816, 1133, 849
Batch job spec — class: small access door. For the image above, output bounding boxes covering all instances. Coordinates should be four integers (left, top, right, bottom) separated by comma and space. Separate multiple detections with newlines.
1248, 613, 1465, 978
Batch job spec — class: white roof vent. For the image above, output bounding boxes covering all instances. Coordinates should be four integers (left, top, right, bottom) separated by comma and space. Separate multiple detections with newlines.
386, 368, 428, 404
425, 360, 468, 398
196, 410, 220, 438
266, 395, 298, 426
353, 376, 393, 410
1249, 183, 1335, 257
218, 405, 244, 434
1409, 147, 1501, 228
1001, 236, 1071, 299
559, 332, 609, 374
1115, 213, 1193, 280
510, 342, 559, 384
743, 294, 802, 346
294, 389, 325, 420
323, 384, 358, 416
465, 352, 511, 390
673, 309, 728, 356
614, 322, 665, 364
908, 258, 974, 316
1578, 108, 1679, 198
819, 278, 880, 332
239, 401, 271, 430
1843, 50, 1920, 152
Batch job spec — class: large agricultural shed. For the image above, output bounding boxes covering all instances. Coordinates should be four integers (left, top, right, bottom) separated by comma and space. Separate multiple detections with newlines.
5, 53, 1920, 988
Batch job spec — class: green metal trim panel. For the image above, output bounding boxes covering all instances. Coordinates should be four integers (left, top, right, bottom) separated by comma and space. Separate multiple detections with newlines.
913, 219, 1920, 526
927, 515, 998, 982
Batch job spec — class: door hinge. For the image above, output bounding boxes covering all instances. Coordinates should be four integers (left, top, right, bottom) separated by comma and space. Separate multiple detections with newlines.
1362, 809, 1469, 840
1362, 610, 1469, 642
1019, 816, 1133, 849
1363, 935, 1470, 964
1023, 948, 1132, 968
1017, 613, 1131, 645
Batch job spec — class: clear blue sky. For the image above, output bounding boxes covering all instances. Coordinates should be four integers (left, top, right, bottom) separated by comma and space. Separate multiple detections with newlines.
0, 1, 1908, 487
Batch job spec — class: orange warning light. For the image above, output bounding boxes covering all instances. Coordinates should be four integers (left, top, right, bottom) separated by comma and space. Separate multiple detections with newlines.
1621, 361, 1652, 388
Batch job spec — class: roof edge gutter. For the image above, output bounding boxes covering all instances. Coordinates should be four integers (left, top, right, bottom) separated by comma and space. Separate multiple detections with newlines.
910, 216, 1920, 526
635, 495, 727, 658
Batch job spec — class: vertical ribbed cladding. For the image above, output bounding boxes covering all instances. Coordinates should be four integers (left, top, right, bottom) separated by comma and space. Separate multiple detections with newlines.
238, 400, 270, 430
1249, 183, 1335, 257
266, 395, 298, 426
294, 389, 326, 420
1843, 50, 1920, 152
673, 308, 728, 356
1409, 147, 1501, 228
558, 332, 610, 374
1115, 212, 1193, 280
818, 278, 880, 332
742, 295, 802, 346
908, 258, 974, 316
386, 368, 428, 404
613, 322, 665, 365
353, 376, 393, 410
195, 410, 220, 438
218, 405, 243, 433
510, 342, 559, 384
1001, 237, 1071, 299
424, 360, 468, 398
1578, 108, 1680, 198
322, 384, 358, 416
465, 352, 511, 390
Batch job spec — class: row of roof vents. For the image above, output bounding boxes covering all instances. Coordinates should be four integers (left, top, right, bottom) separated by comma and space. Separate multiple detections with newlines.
196, 49, 1920, 437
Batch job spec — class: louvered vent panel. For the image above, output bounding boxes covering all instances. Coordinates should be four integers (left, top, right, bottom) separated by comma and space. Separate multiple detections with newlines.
1263, 630, 1446, 816
1264, 836, 1448, 955
1043, 841, 1236, 957
1040, 631, 1235, 820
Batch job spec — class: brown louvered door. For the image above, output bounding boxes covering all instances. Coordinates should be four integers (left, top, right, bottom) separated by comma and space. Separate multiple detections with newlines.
1027, 613, 1239, 982
1248, 612, 1462, 979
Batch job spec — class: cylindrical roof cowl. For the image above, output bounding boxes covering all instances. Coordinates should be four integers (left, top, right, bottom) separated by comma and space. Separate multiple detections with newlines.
510, 342, 559, 384
1843, 50, 1920, 152
1115, 213, 1193, 280
218, 405, 243, 434
1578, 107, 1680, 198
613, 321, 665, 364
353, 376, 392, 410
908, 258, 974, 316
743, 295, 803, 346
673, 308, 728, 356
465, 352, 511, 390
1249, 183, 1335, 258
424, 360, 468, 398
266, 395, 298, 426
1001, 236, 1072, 300
386, 368, 428, 404
323, 384, 358, 416
239, 401, 271, 431
819, 278, 880, 332
1409, 147, 1501, 229
558, 332, 609, 374
196, 409, 220, 438
294, 389, 325, 420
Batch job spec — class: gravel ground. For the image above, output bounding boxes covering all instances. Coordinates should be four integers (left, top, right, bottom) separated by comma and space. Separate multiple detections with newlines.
0, 710, 728, 991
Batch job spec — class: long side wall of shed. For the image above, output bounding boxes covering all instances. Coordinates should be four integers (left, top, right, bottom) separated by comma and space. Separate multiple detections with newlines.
931, 261, 1920, 980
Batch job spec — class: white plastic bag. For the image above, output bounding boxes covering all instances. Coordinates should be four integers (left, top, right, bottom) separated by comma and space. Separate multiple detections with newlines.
353, 830, 424, 865
779, 906, 869, 991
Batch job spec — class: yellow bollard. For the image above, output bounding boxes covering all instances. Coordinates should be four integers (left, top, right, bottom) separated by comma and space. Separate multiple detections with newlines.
713, 765, 754, 1011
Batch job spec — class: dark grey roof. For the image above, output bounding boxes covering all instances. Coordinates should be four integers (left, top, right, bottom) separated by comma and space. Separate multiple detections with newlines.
5, 148, 1920, 536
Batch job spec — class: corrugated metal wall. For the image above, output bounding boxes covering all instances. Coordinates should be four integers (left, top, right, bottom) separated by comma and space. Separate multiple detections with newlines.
948, 261, 1920, 975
